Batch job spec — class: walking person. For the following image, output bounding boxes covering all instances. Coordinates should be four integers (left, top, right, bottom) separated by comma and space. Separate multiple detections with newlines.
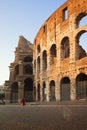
21, 97, 26, 106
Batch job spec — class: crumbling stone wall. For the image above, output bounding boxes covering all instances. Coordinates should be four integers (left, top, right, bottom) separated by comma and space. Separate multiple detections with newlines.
33, 0, 87, 102
5, 36, 33, 103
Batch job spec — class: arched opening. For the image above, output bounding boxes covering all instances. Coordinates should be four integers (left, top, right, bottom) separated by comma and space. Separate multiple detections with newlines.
76, 31, 87, 60
23, 65, 33, 74
50, 44, 57, 65
15, 64, 19, 76
42, 50, 47, 71
37, 56, 40, 73
11, 82, 18, 103
24, 78, 33, 102
49, 80, 56, 101
37, 83, 40, 101
42, 82, 46, 101
76, 73, 87, 99
23, 56, 33, 62
75, 12, 87, 28
37, 44, 41, 54
60, 77, 70, 101
61, 37, 70, 60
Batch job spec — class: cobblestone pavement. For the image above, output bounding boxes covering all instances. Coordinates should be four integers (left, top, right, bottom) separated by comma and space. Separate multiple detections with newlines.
0, 102, 87, 130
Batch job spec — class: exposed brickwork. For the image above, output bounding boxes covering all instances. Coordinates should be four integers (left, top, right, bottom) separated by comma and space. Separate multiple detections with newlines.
33, 0, 87, 101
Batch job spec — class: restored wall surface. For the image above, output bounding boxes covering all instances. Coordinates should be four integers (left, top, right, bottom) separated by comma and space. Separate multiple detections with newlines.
5, 36, 33, 103
33, 0, 87, 102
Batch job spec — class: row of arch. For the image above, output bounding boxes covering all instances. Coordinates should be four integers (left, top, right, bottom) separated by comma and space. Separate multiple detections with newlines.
36, 12, 87, 54
10, 78, 33, 103
34, 29, 87, 73
34, 13, 87, 71
14, 56, 33, 77
34, 73, 87, 101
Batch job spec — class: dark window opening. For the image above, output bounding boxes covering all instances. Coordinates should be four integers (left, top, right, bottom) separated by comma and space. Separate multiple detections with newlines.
37, 56, 40, 73
23, 56, 32, 62
61, 37, 70, 60
42, 50, 47, 71
24, 65, 33, 74
43, 25, 47, 33
37, 45, 41, 54
50, 44, 57, 65
15, 65, 19, 76
63, 7, 68, 21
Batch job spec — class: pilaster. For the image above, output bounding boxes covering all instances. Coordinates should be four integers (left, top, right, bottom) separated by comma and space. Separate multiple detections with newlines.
18, 81, 24, 103
70, 78, 76, 100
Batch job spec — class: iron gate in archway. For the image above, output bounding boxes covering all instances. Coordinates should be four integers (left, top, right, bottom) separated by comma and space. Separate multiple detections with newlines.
60, 77, 70, 101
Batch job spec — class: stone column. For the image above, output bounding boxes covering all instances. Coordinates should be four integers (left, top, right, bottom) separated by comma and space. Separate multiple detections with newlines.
18, 82, 24, 103
19, 60, 23, 76
40, 82, 43, 102
56, 39, 61, 71
55, 78, 60, 101
69, 36, 77, 63
70, 78, 76, 100
35, 82, 38, 101
46, 80, 50, 102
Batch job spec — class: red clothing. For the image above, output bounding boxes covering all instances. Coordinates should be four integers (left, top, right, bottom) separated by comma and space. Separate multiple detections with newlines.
21, 98, 26, 105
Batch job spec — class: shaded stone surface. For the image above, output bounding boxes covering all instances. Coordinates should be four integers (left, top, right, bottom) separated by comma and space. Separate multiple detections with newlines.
0, 103, 87, 130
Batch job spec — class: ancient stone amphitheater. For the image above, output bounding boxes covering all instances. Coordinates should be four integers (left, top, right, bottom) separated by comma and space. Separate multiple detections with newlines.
33, 0, 87, 102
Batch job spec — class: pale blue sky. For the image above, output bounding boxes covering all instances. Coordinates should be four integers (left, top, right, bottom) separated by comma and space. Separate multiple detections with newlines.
0, 0, 66, 84
0, 0, 87, 85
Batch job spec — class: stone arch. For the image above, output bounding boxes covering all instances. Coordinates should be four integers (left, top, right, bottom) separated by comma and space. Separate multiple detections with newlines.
24, 78, 33, 102
49, 80, 56, 101
37, 56, 40, 73
76, 73, 87, 99
37, 44, 41, 54
61, 37, 70, 60
50, 44, 57, 65
23, 64, 33, 74
23, 56, 33, 62
60, 77, 70, 101
42, 50, 47, 71
11, 82, 18, 103
75, 30, 87, 60
42, 81, 46, 101
75, 12, 87, 28
37, 83, 40, 101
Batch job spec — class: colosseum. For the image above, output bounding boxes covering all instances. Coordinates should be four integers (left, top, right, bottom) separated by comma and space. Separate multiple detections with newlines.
33, 0, 87, 102
5, 0, 87, 103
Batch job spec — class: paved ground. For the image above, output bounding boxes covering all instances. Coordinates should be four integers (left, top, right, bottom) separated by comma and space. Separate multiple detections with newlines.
0, 101, 87, 130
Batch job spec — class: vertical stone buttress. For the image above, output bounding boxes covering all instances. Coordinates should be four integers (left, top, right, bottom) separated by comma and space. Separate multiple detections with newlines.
18, 81, 24, 103
36, 82, 38, 101
70, 78, 76, 100
19, 60, 23, 76
55, 78, 60, 101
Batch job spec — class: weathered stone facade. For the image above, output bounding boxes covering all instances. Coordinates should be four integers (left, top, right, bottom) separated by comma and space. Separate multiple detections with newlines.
33, 0, 87, 102
5, 36, 33, 103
